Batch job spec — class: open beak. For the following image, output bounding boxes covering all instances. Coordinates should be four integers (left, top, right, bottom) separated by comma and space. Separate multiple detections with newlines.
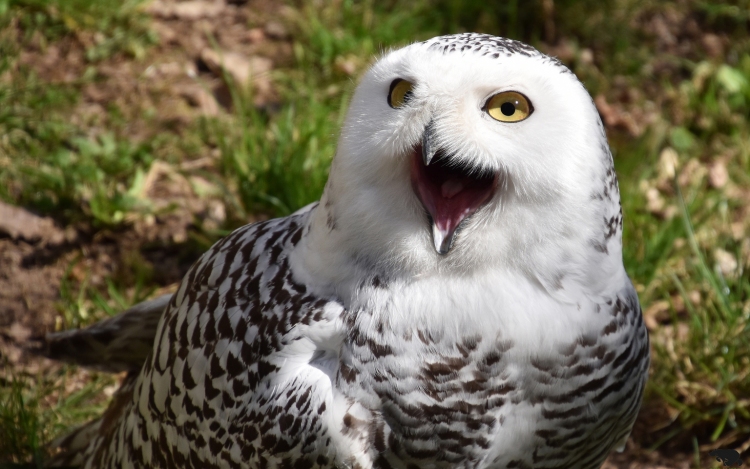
411, 121, 498, 255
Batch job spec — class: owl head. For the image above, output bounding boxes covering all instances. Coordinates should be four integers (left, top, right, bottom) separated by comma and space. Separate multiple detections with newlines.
307, 34, 625, 295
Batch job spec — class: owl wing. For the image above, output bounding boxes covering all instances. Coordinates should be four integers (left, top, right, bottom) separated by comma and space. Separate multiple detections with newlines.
37, 294, 173, 373
63, 206, 349, 468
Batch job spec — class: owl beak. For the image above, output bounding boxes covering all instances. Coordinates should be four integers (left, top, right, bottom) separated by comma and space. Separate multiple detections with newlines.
412, 122, 498, 255
422, 120, 437, 166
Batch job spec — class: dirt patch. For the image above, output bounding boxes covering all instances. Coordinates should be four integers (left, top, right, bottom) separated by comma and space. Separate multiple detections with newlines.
0, 11, 289, 453
2, 0, 288, 342
15, 0, 291, 143
0, 225, 192, 347
0, 238, 63, 337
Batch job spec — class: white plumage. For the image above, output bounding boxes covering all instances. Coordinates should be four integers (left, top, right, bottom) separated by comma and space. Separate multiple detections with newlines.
44, 34, 648, 469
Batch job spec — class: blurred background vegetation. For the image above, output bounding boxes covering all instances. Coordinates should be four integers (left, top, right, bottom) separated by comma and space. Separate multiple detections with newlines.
0, 0, 748, 467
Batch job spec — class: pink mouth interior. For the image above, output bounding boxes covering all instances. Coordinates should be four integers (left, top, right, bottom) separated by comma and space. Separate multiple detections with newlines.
410, 145, 497, 253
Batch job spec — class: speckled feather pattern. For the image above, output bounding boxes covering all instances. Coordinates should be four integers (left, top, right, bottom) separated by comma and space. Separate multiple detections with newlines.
45, 33, 649, 469
72, 213, 347, 468
422, 34, 571, 72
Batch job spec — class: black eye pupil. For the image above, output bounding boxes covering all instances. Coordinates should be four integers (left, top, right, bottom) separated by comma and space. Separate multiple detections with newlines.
403, 90, 413, 104
501, 102, 516, 116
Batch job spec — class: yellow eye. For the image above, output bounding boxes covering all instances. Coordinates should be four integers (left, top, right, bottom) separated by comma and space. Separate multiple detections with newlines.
485, 91, 533, 123
388, 79, 414, 108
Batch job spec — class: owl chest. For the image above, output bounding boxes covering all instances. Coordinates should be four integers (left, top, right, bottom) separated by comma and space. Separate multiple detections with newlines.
336, 296, 645, 468
351, 337, 519, 467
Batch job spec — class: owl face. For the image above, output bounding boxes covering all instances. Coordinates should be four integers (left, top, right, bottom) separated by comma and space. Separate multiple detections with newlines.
324, 34, 617, 276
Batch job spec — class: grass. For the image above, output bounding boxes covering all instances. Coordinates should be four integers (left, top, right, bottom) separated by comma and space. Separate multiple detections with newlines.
0, 0, 160, 227
0, 364, 115, 468
204, 90, 342, 218
634, 35, 750, 448
645, 180, 750, 449
4, 0, 155, 60
0, 0, 749, 466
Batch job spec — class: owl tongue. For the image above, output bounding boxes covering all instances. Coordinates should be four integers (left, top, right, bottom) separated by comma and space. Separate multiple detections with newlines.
411, 147, 497, 254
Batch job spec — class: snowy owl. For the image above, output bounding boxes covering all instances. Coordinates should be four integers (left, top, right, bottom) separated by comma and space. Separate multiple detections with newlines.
43, 33, 649, 469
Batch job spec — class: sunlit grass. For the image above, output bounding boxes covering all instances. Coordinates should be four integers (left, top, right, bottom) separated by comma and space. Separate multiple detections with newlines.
646, 180, 750, 448
0, 364, 115, 467
4, 0, 156, 60
0, 0, 160, 227
200, 89, 342, 219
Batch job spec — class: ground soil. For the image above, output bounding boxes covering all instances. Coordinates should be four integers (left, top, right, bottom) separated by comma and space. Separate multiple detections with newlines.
1, 0, 287, 345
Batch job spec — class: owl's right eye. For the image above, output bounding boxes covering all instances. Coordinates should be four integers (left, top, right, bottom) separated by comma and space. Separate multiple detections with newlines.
388, 79, 414, 108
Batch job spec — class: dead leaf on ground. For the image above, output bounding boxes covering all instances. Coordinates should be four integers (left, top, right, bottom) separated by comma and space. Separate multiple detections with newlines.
708, 161, 729, 189
701, 33, 724, 58
594, 95, 643, 137
146, 0, 226, 20
264, 21, 288, 39
178, 83, 220, 115
200, 48, 273, 88
0, 201, 68, 244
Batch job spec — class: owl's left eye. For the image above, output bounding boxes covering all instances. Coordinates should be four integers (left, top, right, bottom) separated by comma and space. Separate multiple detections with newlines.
388, 79, 414, 108
485, 91, 533, 123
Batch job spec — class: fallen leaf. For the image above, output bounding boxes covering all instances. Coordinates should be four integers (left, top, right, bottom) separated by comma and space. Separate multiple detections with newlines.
708, 161, 729, 189
200, 48, 272, 88
147, 0, 225, 20
0, 201, 66, 244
